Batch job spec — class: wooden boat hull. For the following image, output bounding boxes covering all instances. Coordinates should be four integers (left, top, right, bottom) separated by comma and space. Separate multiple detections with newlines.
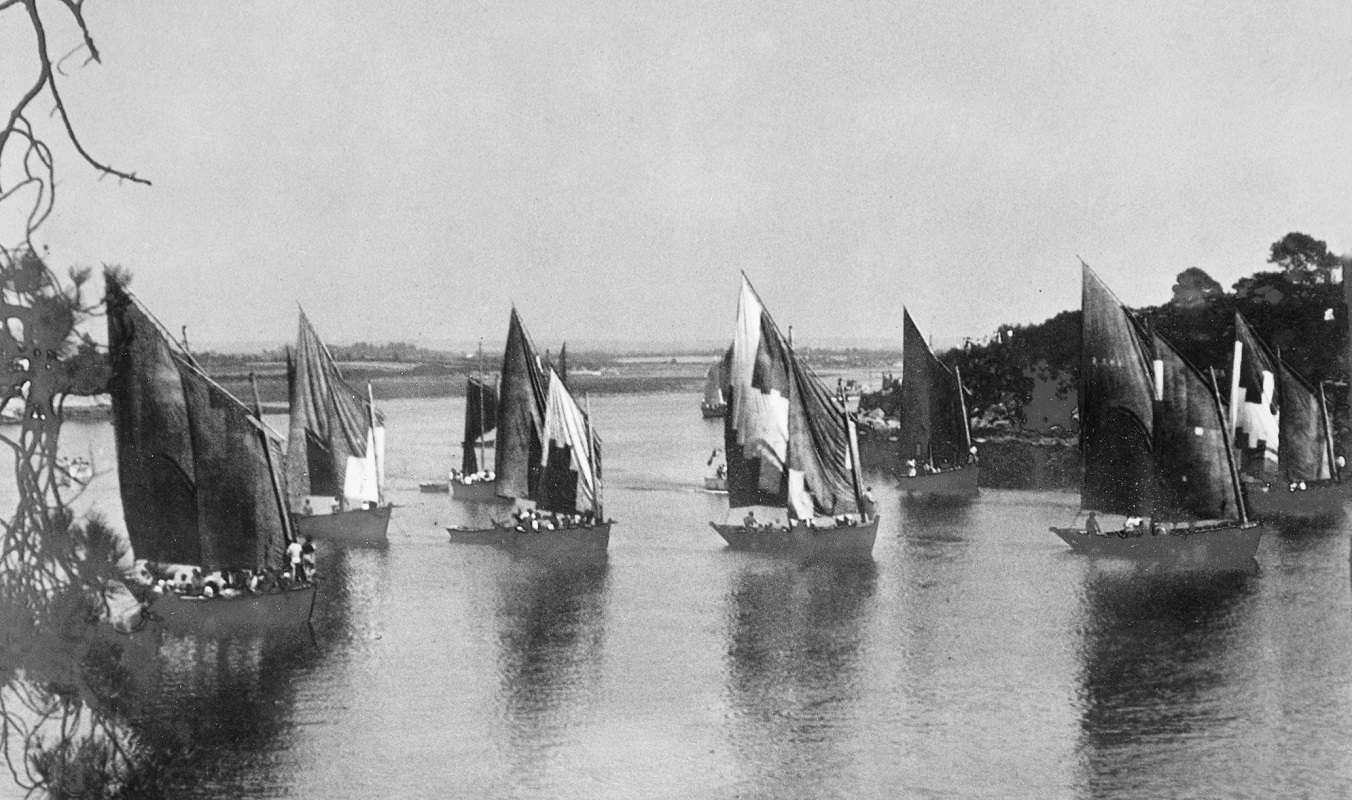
446, 523, 511, 545
499, 522, 612, 555
295, 505, 392, 545
419, 481, 449, 493
451, 479, 501, 502
710, 517, 878, 557
146, 585, 316, 637
1245, 481, 1347, 524
701, 403, 727, 419
704, 476, 727, 492
1049, 521, 1265, 568
898, 467, 979, 500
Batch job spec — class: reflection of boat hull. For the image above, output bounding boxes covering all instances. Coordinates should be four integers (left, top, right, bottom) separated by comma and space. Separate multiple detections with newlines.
1049, 521, 1265, 568
898, 467, 979, 500
1245, 481, 1346, 524
446, 523, 510, 545
295, 505, 392, 545
701, 402, 727, 419
451, 479, 501, 502
148, 585, 316, 637
419, 481, 449, 493
710, 518, 878, 557
500, 522, 611, 555
704, 476, 727, 492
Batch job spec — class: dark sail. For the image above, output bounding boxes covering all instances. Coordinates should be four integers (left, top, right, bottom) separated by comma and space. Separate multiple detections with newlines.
1079, 266, 1158, 516
1231, 312, 1280, 479
898, 309, 968, 468
285, 311, 382, 507
107, 278, 201, 566
725, 276, 863, 516
558, 343, 568, 386
461, 376, 499, 475
495, 308, 548, 500
1150, 333, 1243, 521
107, 274, 291, 572
1277, 360, 1334, 483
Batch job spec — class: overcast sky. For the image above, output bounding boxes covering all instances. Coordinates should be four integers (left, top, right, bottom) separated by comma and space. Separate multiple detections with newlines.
4, 0, 1350, 349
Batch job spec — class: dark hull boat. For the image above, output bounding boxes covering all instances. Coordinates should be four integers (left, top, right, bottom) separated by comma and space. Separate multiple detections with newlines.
1228, 311, 1344, 526
286, 311, 391, 545
1050, 521, 1264, 568
501, 522, 611, 556
450, 479, 500, 502
147, 585, 316, 637
710, 517, 877, 557
897, 466, 980, 500
895, 308, 979, 502
446, 521, 512, 545
1050, 264, 1262, 568
107, 274, 313, 635
295, 505, 392, 545
714, 276, 878, 557
704, 476, 727, 492
419, 481, 449, 493
701, 402, 727, 419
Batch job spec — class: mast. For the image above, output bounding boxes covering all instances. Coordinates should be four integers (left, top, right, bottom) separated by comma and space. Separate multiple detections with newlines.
585, 392, 600, 519
955, 363, 972, 461
477, 339, 486, 475
368, 382, 383, 503
253, 373, 296, 546
1210, 367, 1248, 525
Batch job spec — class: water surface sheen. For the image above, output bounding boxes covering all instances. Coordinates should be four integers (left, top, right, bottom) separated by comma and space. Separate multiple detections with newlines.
19, 393, 1352, 798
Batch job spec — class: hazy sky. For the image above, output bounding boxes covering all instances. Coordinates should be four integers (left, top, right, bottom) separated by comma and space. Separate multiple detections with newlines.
4, 1, 1350, 349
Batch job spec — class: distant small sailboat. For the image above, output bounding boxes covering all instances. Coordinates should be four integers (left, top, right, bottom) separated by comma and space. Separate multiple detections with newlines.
286, 310, 392, 545
701, 353, 729, 418
448, 308, 548, 544
106, 275, 314, 635
1229, 311, 1344, 523
1050, 264, 1265, 566
895, 308, 979, 501
709, 276, 878, 556
704, 448, 728, 492
445, 344, 501, 501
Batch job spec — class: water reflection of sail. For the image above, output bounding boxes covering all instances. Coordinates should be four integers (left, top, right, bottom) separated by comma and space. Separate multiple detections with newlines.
722, 560, 876, 795
495, 559, 610, 735
1073, 568, 1258, 796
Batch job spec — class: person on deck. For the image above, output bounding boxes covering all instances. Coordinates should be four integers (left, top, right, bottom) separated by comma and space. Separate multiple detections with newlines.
300, 536, 316, 582
906, 459, 917, 478
743, 510, 757, 530
1085, 511, 1102, 536
860, 487, 877, 520
301, 498, 313, 516
286, 539, 303, 580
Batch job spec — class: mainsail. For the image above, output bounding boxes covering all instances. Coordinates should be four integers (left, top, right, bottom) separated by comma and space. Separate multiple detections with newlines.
1276, 360, 1335, 483
1079, 265, 1244, 521
536, 368, 601, 515
107, 274, 292, 572
461, 376, 498, 475
724, 276, 861, 517
495, 308, 549, 501
899, 308, 969, 467
1230, 312, 1280, 479
285, 311, 385, 509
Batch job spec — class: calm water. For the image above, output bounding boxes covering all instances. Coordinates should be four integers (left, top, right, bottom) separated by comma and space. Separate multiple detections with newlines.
7, 392, 1352, 798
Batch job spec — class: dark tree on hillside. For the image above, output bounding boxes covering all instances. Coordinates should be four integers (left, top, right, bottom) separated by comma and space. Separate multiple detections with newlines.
1268, 231, 1339, 283
1171, 267, 1224, 309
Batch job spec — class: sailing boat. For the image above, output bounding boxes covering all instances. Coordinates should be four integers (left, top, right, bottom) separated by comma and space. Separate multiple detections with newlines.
447, 308, 548, 544
498, 367, 611, 555
106, 274, 314, 635
895, 308, 979, 500
1229, 311, 1343, 522
286, 311, 392, 545
709, 276, 878, 556
701, 353, 729, 418
1049, 265, 1265, 566
443, 344, 501, 501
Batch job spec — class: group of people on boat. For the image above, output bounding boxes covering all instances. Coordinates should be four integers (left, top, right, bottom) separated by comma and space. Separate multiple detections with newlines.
1082, 511, 1213, 539
299, 496, 379, 516
452, 469, 494, 485
738, 487, 878, 532
904, 447, 979, 478
138, 537, 317, 601
511, 506, 599, 532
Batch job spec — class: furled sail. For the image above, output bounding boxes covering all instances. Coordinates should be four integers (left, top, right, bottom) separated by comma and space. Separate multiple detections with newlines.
1150, 332, 1243, 521
285, 311, 385, 508
1078, 265, 1159, 517
107, 274, 291, 572
725, 276, 861, 516
1230, 312, 1280, 479
495, 308, 549, 501
899, 308, 968, 468
536, 368, 600, 515
461, 376, 499, 475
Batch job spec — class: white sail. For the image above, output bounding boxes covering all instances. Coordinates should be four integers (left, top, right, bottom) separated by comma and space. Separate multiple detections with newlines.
540, 368, 598, 512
